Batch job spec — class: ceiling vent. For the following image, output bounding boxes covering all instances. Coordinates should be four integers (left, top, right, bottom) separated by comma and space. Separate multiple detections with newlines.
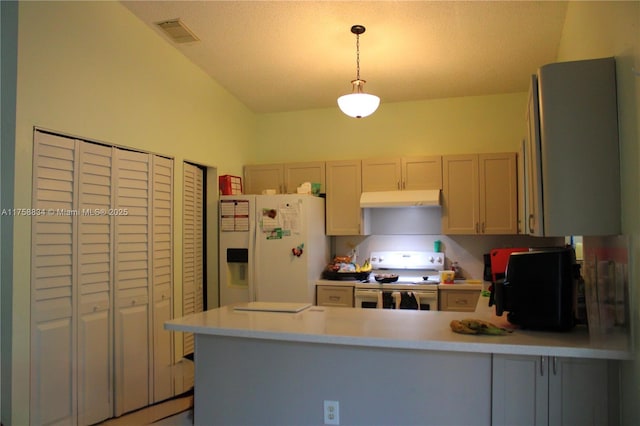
156, 19, 199, 43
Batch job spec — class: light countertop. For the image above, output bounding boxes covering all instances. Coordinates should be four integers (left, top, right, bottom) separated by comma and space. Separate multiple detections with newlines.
165, 295, 631, 360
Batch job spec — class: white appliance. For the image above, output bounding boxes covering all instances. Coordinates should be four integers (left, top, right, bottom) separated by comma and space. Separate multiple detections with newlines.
354, 251, 443, 310
219, 194, 329, 306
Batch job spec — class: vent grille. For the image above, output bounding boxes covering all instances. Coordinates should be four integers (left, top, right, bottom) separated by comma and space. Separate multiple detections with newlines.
156, 19, 199, 43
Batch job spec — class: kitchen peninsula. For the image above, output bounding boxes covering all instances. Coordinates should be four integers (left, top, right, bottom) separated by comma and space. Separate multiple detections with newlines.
166, 298, 630, 425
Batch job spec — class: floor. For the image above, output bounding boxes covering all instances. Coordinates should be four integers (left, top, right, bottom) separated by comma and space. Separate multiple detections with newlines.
99, 394, 193, 426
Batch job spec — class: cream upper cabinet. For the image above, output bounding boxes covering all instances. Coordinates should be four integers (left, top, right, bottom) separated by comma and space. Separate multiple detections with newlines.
243, 164, 285, 194
326, 160, 368, 236
361, 158, 402, 191
402, 156, 443, 190
361, 156, 442, 192
284, 161, 325, 194
244, 162, 325, 194
442, 153, 517, 235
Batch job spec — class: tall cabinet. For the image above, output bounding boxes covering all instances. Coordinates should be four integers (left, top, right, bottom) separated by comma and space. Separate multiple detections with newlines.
31, 130, 174, 424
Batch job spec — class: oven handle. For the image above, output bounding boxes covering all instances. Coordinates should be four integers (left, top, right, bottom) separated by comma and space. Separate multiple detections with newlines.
354, 289, 383, 309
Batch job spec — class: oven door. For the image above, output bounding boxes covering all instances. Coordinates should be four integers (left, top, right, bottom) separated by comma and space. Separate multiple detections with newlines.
354, 289, 382, 309
413, 289, 438, 311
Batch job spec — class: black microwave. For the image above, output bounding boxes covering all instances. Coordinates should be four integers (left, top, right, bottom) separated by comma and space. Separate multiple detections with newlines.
493, 247, 577, 331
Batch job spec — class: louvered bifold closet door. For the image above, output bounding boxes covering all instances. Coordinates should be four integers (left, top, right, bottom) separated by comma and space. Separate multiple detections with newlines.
77, 142, 113, 425
31, 132, 78, 425
113, 149, 151, 416
151, 156, 174, 403
182, 163, 204, 356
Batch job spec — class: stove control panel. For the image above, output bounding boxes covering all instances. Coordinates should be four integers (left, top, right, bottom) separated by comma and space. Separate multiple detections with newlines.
369, 251, 445, 271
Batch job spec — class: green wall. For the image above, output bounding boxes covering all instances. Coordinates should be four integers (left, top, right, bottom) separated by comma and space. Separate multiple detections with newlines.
253, 92, 527, 164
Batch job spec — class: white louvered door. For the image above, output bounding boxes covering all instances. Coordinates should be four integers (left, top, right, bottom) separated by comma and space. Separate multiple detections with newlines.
113, 148, 151, 416
32, 131, 176, 423
31, 132, 77, 426
77, 142, 113, 425
182, 162, 204, 356
151, 155, 174, 403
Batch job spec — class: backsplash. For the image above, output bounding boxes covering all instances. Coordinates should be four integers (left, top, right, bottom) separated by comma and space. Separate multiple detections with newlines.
333, 234, 563, 281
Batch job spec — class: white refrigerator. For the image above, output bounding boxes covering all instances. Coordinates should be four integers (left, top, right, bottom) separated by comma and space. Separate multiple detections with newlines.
219, 194, 329, 306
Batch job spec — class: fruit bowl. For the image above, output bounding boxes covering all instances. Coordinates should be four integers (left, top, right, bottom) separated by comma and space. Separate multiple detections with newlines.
374, 274, 399, 283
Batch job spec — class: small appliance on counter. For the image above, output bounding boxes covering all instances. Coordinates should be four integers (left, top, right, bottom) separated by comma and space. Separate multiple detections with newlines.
492, 247, 577, 331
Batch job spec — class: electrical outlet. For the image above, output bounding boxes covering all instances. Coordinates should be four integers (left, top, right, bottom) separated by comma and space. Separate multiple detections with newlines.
323, 400, 340, 425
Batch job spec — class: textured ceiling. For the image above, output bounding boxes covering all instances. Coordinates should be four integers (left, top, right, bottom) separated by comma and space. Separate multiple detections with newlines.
121, 1, 568, 114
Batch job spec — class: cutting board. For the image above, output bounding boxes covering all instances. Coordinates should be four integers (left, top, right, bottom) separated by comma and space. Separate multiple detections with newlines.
233, 302, 312, 313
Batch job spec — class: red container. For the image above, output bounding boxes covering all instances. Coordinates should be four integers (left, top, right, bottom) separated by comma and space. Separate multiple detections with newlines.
219, 175, 243, 195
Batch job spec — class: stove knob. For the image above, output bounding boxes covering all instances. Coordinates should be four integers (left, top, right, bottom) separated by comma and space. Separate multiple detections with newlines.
437, 257, 443, 263
429, 256, 434, 263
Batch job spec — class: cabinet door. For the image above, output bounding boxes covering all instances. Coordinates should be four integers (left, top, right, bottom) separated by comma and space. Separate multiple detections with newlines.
402, 156, 443, 190
153, 287, 173, 402
284, 161, 325, 194
114, 149, 151, 415
442, 155, 479, 234
31, 132, 77, 425
548, 358, 610, 426
326, 160, 366, 235
152, 156, 174, 402
525, 77, 544, 236
243, 164, 284, 194
438, 289, 479, 312
77, 141, 113, 424
182, 162, 204, 356
78, 297, 111, 425
492, 354, 547, 426
479, 153, 518, 234
316, 286, 354, 307
115, 292, 150, 415
361, 158, 401, 191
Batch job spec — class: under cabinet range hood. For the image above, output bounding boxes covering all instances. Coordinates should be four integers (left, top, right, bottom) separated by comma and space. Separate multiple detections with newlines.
359, 189, 441, 208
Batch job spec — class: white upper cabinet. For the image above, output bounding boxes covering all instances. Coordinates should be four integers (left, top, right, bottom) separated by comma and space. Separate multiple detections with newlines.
524, 57, 620, 236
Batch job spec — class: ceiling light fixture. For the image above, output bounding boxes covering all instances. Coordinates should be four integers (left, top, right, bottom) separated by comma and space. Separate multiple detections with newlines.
337, 25, 380, 118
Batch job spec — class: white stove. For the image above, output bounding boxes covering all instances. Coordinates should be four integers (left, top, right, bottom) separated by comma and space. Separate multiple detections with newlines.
355, 251, 444, 310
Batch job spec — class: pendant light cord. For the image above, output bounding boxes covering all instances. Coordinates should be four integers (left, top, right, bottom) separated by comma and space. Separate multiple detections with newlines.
356, 33, 361, 80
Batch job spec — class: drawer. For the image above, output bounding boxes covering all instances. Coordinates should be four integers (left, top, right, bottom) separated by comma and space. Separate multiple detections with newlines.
439, 289, 479, 312
316, 285, 354, 307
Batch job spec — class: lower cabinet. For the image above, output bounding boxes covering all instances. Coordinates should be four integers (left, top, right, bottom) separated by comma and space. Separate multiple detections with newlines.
438, 289, 480, 311
491, 354, 616, 426
316, 285, 354, 307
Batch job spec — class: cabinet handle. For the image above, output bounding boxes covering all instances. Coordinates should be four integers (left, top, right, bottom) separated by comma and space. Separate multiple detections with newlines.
540, 356, 545, 376
552, 356, 558, 375
402, 181, 406, 190
131, 299, 137, 305
397, 181, 401, 190
481, 222, 485, 233
329, 296, 340, 301
528, 214, 535, 234
475, 223, 479, 233
455, 299, 468, 305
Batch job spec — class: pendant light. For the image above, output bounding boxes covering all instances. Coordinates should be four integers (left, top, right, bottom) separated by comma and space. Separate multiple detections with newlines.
337, 25, 380, 118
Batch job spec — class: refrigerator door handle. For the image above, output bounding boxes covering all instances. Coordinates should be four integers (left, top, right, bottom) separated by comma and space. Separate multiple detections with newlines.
248, 209, 258, 302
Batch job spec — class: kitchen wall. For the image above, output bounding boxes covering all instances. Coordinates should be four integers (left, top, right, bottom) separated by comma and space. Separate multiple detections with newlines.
554, 2, 640, 424
253, 92, 527, 163
7, 2, 256, 423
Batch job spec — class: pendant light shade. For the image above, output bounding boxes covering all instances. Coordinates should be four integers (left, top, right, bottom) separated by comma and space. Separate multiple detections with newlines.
338, 25, 379, 118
